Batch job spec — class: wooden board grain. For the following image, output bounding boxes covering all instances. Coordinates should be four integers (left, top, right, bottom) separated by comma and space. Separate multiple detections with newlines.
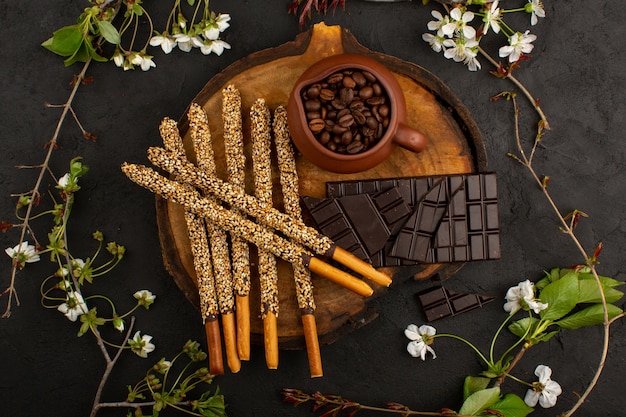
155, 23, 487, 349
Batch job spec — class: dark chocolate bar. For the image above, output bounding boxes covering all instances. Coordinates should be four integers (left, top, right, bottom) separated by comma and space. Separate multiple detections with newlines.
416, 286, 495, 322
301, 187, 411, 262
326, 173, 501, 266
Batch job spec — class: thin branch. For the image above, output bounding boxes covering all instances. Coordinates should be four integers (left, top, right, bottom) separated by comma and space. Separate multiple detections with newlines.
90, 316, 136, 417
478, 46, 551, 130
2, 58, 92, 318
509, 96, 612, 417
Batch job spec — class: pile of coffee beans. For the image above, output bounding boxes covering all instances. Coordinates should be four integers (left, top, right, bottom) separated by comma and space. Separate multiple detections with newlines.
300, 69, 391, 155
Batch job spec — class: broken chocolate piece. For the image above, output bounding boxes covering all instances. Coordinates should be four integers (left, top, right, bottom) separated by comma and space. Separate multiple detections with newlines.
389, 177, 464, 262
416, 286, 496, 322
301, 187, 411, 261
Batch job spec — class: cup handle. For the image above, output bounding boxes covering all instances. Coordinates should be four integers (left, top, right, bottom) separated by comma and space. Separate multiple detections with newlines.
392, 123, 428, 153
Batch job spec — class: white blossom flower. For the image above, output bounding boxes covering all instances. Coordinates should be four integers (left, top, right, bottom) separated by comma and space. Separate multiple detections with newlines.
113, 316, 125, 332
405, 324, 437, 360
422, 33, 445, 53
138, 55, 156, 71
504, 279, 548, 314
129, 331, 156, 358
427, 10, 450, 37
527, 0, 546, 26
198, 39, 231, 56
149, 33, 177, 54
5, 242, 40, 268
464, 54, 481, 71
112, 50, 124, 68
443, 37, 479, 64
499, 30, 537, 63
134, 289, 156, 309
524, 365, 562, 408
57, 173, 70, 188
57, 291, 88, 322
483, 0, 501, 35
173, 33, 195, 52
203, 13, 231, 40
442, 7, 476, 39
69, 258, 85, 278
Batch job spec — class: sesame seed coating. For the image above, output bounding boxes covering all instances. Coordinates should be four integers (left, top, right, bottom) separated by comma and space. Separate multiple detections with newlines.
251, 98, 279, 317
160, 117, 186, 158
273, 105, 316, 311
183, 210, 219, 318
222, 85, 251, 297
187, 103, 235, 313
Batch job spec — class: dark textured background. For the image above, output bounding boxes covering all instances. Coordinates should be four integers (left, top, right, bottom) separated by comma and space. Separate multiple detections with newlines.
1, 1, 625, 416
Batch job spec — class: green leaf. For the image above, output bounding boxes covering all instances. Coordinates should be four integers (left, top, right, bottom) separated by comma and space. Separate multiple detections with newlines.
463, 376, 491, 400
489, 393, 534, 417
539, 271, 579, 321
578, 279, 624, 304
42, 25, 84, 57
536, 330, 559, 342
63, 40, 91, 66
96, 20, 121, 44
579, 272, 624, 288
508, 317, 538, 338
555, 303, 623, 330
458, 387, 500, 416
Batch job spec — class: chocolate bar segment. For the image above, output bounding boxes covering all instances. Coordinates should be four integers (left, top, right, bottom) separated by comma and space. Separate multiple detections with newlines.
301, 187, 411, 262
416, 286, 496, 322
389, 177, 464, 262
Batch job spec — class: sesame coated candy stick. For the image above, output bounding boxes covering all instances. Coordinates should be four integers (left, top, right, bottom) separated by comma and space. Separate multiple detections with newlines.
146, 146, 392, 288
159, 116, 226, 374
187, 104, 239, 372
120, 163, 374, 297
222, 85, 252, 362
250, 98, 279, 369
273, 105, 322, 378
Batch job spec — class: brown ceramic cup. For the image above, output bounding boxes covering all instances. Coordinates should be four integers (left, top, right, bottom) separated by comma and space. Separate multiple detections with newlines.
287, 53, 427, 173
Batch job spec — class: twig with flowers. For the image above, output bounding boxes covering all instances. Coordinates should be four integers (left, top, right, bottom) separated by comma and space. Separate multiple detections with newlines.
4, 1, 233, 415
283, 2, 625, 416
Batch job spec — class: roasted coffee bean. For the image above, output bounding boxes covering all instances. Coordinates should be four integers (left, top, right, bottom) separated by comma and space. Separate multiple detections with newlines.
359, 86, 374, 100
339, 87, 354, 105
349, 99, 365, 111
342, 76, 356, 89
307, 84, 321, 99
347, 140, 367, 154
366, 96, 385, 106
372, 82, 383, 97
366, 116, 379, 130
331, 98, 346, 110
327, 72, 344, 84
378, 104, 390, 118
326, 141, 337, 151
307, 111, 321, 120
338, 113, 355, 128
363, 71, 376, 83
352, 71, 367, 87
319, 89, 335, 101
332, 123, 349, 134
341, 130, 353, 145
308, 118, 325, 133
319, 131, 331, 145
352, 109, 366, 125
305, 99, 321, 112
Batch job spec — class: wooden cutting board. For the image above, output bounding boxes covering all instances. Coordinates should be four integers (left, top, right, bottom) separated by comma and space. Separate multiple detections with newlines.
155, 23, 487, 348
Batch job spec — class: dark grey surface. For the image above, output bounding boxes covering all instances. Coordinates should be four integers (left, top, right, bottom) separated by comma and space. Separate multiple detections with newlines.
1, 1, 625, 416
